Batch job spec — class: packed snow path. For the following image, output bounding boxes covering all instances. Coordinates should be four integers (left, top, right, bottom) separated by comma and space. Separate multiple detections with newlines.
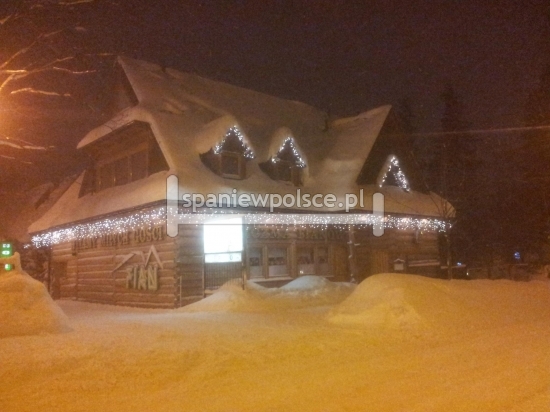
1, 274, 549, 411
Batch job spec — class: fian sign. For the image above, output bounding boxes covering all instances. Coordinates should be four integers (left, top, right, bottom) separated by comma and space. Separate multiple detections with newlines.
125, 264, 159, 291
112, 245, 164, 291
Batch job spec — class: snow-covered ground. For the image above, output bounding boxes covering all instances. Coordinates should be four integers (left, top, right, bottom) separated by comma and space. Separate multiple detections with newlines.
1, 274, 549, 412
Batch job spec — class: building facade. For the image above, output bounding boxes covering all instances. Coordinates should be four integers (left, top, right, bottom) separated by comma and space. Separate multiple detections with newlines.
30, 57, 451, 308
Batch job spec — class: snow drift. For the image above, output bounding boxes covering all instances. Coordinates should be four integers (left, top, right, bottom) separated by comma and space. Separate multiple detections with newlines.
1, 272, 550, 411
0, 254, 71, 338
180, 275, 355, 313
329, 273, 550, 333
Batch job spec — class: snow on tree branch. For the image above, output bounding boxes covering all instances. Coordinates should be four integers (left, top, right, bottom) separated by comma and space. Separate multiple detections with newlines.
9, 88, 71, 97
0, 135, 50, 150
0, 1, 101, 95
58, 0, 96, 4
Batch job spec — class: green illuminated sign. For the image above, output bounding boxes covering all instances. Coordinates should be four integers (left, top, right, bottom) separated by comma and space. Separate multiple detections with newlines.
1, 243, 12, 256
1, 242, 13, 271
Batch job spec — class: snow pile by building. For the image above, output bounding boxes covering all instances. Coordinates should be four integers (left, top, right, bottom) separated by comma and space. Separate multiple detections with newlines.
180, 276, 355, 313
0, 253, 71, 338
329, 273, 550, 333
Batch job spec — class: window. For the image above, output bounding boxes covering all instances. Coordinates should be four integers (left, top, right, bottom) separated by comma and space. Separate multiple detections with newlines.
130, 151, 148, 181
267, 246, 289, 277
114, 157, 129, 186
203, 217, 243, 263
298, 246, 330, 276
200, 126, 254, 180
79, 121, 169, 197
98, 163, 114, 191
259, 137, 305, 186
247, 245, 290, 279
220, 152, 242, 177
297, 247, 315, 275
248, 247, 263, 278
96, 150, 147, 192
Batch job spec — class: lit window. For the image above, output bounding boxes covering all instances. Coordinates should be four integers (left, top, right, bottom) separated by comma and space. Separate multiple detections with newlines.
203, 217, 243, 263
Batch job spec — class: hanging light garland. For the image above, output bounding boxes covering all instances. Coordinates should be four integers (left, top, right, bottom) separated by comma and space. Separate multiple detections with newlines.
270, 137, 306, 168
31, 207, 166, 248
213, 126, 255, 159
31, 206, 448, 248
378, 155, 411, 192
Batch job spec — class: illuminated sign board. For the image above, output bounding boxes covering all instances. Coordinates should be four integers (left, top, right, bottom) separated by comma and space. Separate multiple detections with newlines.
203, 217, 243, 263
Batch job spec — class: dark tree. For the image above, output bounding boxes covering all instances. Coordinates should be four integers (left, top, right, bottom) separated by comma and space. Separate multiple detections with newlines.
518, 63, 550, 260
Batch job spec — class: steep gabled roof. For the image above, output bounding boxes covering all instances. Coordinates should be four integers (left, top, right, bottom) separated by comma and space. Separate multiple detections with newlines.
29, 57, 450, 234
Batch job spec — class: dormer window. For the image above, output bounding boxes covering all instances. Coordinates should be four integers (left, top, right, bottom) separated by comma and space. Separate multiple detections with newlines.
200, 126, 255, 179
260, 137, 306, 186
376, 155, 410, 192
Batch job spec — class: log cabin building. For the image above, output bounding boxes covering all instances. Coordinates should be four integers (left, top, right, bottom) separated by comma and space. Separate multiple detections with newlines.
29, 57, 451, 308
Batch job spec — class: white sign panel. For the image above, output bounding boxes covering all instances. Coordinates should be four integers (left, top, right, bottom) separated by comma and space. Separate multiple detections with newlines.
204, 217, 243, 262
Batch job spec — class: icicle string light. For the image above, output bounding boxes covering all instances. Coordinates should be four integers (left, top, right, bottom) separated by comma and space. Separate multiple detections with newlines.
31, 207, 448, 248
270, 137, 306, 168
31, 207, 166, 248
213, 126, 255, 159
379, 155, 410, 192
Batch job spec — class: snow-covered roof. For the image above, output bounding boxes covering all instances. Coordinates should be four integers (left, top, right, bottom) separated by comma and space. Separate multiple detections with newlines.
29, 57, 452, 234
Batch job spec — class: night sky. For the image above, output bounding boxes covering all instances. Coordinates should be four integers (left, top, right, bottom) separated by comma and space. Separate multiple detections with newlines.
91, 0, 549, 131
1, 0, 550, 188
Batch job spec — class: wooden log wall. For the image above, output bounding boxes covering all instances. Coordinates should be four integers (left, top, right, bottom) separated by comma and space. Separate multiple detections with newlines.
355, 228, 440, 280
48, 222, 441, 307
175, 225, 204, 307
50, 242, 78, 299
51, 228, 179, 308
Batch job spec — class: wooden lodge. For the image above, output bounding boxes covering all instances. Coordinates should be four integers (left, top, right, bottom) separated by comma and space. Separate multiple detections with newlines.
30, 57, 451, 308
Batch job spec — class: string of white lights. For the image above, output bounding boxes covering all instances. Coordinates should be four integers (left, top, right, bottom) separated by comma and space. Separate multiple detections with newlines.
213, 126, 255, 159
379, 155, 410, 192
31, 207, 448, 248
270, 137, 306, 168
31, 207, 166, 248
